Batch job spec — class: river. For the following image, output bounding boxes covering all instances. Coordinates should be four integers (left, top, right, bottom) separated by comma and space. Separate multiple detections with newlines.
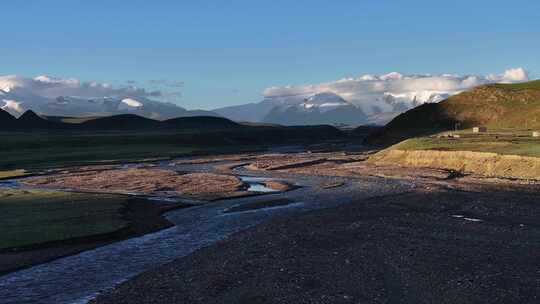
0, 162, 412, 304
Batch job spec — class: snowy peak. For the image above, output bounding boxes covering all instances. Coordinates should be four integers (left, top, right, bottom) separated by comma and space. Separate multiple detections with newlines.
0, 93, 218, 120
306, 92, 348, 104
300, 92, 352, 112
303, 92, 349, 106
262, 92, 367, 125
121, 98, 143, 108
379, 72, 404, 80
382, 91, 452, 108
1, 99, 25, 115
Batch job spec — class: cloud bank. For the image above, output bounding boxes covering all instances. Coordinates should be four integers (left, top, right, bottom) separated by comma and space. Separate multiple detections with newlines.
262, 68, 529, 114
0, 75, 161, 100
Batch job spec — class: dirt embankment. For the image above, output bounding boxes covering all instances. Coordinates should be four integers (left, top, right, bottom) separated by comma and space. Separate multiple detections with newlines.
370, 149, 540, 180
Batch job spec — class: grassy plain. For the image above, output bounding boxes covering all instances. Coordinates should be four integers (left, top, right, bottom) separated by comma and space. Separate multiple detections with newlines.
0, 125, 344, 170
0, 188, 128, 250
0, 131, 250, 170
490, 79, 540, 90
392, 130, 540, 157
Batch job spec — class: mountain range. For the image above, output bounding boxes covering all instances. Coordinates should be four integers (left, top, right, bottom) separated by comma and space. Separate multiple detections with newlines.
2, 69, 530, 126
261, 92, 368, 125
213, 69, 530, 126
1, 94, 218, 120
0, 82, 217, 120
213, 90, 449, 126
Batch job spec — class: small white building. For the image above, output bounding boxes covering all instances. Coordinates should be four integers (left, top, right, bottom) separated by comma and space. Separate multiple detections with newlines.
473, 127, 487, 133
532, 131, 540, 137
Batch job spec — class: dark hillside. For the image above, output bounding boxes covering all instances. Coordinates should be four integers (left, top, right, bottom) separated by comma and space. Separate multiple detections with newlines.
79, 114, 163, 130
162, 116, 241, 130
17, 110, 65, 130
0, 109, 17, 129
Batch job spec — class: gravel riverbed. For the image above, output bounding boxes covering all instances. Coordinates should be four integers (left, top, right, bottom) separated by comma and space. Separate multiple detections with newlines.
92, 185, 540, 304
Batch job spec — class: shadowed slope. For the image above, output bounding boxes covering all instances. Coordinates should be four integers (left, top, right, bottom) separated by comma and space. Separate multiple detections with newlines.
0, 109, 17, 129
79, 114, 163, 130
17, 110, 65, 129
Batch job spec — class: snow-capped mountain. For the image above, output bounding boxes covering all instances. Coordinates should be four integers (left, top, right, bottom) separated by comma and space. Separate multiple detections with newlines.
300, 92, 350, 111
0, 75, 217, 120
0, 92, 216, 120
213, 88, 458, 126
2, 68, 529, 126
261, 92, 368, 125
215, 91, 384, 126
214, 68, 529, 126
382, 91, 451, 108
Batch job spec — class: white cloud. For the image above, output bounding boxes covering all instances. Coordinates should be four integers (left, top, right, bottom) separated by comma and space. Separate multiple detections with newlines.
262, 68, 529, 114
0, 74, 161, 100
488, 67, 529, 83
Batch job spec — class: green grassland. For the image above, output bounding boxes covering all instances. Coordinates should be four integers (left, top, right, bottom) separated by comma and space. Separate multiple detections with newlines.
393, 130, 540, 157
0, 126, 344, 170
0, 188, 128, 250
0, 132, 199, 169
490, 79, 540, 90
0, 131, 259, 170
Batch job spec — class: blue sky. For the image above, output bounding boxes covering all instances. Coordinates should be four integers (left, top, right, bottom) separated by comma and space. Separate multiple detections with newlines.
1, 0, 539, 110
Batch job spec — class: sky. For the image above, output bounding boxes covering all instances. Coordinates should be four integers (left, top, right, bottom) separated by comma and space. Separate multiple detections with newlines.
1, 0, 539, 110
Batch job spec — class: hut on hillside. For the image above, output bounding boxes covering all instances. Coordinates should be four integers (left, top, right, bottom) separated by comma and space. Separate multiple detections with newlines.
473, 127, 487, 133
